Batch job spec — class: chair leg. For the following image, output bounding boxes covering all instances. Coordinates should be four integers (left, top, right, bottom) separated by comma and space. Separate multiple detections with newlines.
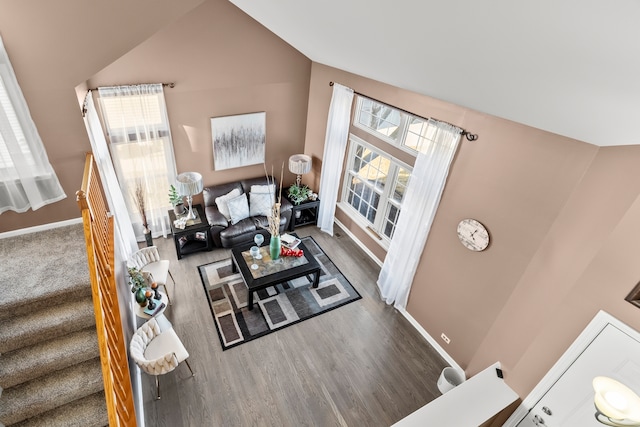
163, 284, 172, 306
168, 269, 176, 285
155, 376, 161, 400
184, 359, 195, 377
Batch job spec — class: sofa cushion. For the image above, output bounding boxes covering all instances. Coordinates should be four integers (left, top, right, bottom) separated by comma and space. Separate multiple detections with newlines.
215, 188, 241, 221
251, 184, 276, 194
227, 193, 250, 225
249, 191, 274, 217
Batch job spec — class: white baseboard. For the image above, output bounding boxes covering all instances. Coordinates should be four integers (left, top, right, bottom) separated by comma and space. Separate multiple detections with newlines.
333, 219, 461, 371
0, 217, 83, 239
398, 308, 463, 372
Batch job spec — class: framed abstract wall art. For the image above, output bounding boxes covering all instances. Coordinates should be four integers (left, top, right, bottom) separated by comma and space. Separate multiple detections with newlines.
211, 111, 266, 171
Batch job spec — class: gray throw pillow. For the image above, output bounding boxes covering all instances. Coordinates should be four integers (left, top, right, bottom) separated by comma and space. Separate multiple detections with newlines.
227, 193, 250, 225
249, 191, 274, 217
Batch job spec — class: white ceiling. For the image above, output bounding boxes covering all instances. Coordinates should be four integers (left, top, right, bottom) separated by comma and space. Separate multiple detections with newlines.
229, 0, 640, 147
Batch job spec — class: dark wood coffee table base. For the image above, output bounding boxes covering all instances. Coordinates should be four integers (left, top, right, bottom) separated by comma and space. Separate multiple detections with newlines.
231, 239, 321, 310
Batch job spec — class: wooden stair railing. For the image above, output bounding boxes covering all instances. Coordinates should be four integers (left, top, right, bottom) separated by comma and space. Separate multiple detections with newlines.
77, 153, 136, 426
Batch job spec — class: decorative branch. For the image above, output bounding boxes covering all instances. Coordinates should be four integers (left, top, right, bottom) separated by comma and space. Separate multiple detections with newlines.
133, 181, 149, 230
259, 163, 284, 236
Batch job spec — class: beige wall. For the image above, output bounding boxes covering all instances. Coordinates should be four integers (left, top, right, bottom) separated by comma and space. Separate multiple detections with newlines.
304, 62, 640, 397
0, 0, 309, 232
0, 0, 207, 233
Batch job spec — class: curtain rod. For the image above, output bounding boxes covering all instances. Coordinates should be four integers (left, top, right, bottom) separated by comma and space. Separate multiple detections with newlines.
329, 81, 478, 141
87, 82, 175, 91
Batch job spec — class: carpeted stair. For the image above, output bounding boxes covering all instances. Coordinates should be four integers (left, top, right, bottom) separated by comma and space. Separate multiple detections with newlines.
0, 224, 109, 427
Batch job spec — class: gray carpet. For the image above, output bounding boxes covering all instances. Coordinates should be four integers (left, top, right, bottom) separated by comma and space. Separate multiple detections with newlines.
0, 223, 108, 426
0, 223, 90, 318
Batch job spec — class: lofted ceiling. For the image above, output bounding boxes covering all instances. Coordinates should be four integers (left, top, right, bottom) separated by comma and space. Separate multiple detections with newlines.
229, 0, 640, 147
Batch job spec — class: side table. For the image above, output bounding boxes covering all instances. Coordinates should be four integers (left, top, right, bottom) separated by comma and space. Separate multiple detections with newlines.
134, 291, 169, 319
168, 204, 212, 259
288, 198, 320, 231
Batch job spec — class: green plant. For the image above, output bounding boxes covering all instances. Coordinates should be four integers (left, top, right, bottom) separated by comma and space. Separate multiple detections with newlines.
288, 183, 311, 205
168, 184, 183, 207
127, 266, 147, 293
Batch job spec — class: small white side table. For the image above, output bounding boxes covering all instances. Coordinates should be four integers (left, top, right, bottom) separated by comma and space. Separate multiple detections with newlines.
134, 291, 169, 319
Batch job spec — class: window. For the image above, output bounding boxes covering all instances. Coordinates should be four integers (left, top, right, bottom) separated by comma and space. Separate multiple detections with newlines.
98, 84, 177, 238
353, 95, 435, 155
341, 95, 449, 245
342, 136, 411, 241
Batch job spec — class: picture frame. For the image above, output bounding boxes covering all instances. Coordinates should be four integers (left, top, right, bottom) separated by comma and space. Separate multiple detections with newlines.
211, 112, 266, 171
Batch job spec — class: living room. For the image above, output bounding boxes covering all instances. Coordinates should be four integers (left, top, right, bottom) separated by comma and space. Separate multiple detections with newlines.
3, 0, 640, 425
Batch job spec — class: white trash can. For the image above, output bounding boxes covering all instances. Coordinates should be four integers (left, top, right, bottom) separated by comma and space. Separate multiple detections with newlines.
437, 367, 466, 394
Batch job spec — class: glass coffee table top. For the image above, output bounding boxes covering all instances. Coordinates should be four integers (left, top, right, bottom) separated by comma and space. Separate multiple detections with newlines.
240, 246, 309, 279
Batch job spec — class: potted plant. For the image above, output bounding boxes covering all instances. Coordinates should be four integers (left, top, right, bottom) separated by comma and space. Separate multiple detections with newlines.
287, 183, 312, 206
168, 184, 185, 215
128, 266, 149, 306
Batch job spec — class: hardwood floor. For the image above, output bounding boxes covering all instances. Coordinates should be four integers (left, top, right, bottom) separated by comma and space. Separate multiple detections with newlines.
140, 225, 448, 427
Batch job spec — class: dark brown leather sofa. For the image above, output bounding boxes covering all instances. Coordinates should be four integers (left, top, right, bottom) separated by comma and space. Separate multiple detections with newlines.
202, 176, 293, 248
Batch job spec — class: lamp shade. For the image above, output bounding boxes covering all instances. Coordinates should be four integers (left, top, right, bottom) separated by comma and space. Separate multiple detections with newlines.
176, 172, 203, 196
289, 154, 312, 175
593, 376, 640, 425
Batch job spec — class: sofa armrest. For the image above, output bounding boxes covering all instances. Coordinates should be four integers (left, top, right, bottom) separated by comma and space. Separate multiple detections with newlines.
205, 205, 228, 228
280, 197, 293, 214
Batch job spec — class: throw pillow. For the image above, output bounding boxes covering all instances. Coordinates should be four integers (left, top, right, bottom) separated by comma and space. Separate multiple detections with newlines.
215, 188, 241, 221
249, 191, 274, 217
251, 184, 276, 194
227, 193, 250, 225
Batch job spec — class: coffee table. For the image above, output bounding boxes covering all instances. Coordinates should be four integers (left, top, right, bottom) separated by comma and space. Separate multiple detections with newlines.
230, 237, 321, 310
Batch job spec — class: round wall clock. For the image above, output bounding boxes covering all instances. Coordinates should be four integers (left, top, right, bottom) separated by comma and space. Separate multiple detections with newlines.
457, 218, 490, 251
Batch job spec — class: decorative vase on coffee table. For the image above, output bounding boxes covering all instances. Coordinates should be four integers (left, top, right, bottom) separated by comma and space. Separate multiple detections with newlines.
269, 235, 281, 260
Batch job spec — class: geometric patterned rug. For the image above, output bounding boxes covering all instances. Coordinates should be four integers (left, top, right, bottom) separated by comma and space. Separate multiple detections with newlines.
198, 236, 362, 350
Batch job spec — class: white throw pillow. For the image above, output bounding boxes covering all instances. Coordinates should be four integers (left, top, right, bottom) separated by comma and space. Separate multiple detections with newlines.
215, 188, 241, 221
227, 194, 250, 225
249, 192, 274, 217
251, 184, 276, 194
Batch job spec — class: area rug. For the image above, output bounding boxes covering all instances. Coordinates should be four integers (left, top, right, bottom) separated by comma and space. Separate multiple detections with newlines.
198, 236, 361, 350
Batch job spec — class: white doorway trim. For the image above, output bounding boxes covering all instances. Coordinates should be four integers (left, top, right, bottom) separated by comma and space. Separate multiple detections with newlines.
503, 310, 640, 426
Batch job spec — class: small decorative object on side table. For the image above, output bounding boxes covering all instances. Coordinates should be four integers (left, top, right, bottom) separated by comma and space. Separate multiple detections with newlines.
287, 196, 320, 231
168, 204, 213, 259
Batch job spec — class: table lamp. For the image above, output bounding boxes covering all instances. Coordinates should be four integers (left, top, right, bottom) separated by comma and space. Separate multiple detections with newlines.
176, 172, 203, 220
288, 154, 312, 187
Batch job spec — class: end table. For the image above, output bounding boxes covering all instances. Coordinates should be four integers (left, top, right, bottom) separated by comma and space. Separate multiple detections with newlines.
288, 197, 320, 231
168, 204, 212, 259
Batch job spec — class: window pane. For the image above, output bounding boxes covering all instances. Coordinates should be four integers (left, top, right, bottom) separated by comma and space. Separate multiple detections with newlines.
383, 203, 400, 238
405, 118, 438, 154
357, 98, 401, 140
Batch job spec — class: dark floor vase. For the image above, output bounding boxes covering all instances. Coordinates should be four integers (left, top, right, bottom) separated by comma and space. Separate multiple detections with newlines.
144, 229, 153, 247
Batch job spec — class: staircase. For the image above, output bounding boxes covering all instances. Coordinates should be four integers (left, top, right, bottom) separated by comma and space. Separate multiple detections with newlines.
0, 224, 108, 427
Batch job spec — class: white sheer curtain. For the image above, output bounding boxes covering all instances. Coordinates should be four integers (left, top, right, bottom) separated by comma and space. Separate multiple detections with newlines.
377, 119, 461, 309
83, 92, 138, 259
98, 84, 177, 241
0, 35, 66, 213
317, 83, 354, 235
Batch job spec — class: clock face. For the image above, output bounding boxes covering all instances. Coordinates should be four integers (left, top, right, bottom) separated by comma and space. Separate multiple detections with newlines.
457, 219, 490, 251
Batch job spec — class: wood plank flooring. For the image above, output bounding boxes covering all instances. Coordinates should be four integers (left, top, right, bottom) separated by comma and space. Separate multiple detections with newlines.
140, 225, 448, 427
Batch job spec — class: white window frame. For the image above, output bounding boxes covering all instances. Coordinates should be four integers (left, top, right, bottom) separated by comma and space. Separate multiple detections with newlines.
353, 95, 435, 156
339, 134, 412, 248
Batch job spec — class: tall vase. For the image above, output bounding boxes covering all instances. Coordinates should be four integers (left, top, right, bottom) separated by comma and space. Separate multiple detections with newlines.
269, 235, 281, 260
144, 227, 153, 247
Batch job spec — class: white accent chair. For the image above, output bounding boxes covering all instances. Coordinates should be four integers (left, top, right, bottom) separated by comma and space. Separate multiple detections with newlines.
128, 246, 175, 305
129, 315, 194, 399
